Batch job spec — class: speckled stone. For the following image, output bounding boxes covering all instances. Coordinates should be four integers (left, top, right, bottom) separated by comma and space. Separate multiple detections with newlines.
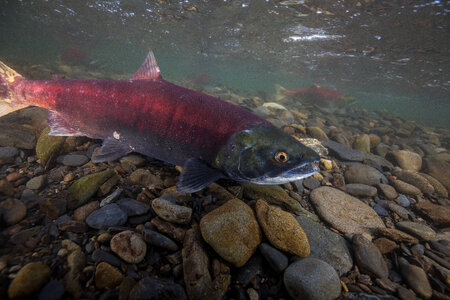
152, 197, 192, 225
94, 262, 123, 289
200, 198, 261, 267
391, 179, 421, 196
353, 234, 389, 278
345, 183, 377, 197
396, 221, 436, 241
256, 200, 310, 257
392, 168, 434, 194
344, 164, 387, 186
377, 183, 398, 199
310, 187, 385, 239
110, 231, 147, 264
387, 150, 422, 172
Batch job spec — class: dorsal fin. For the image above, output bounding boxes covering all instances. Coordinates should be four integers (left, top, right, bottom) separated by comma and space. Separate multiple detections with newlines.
130, 50, 161, 80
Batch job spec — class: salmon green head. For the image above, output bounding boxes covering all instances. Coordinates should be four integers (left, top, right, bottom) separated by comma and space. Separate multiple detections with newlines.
217, 124, 320, 185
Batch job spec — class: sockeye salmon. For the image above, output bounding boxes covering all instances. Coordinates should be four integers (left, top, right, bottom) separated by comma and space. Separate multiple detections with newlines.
0, 51, 320, 192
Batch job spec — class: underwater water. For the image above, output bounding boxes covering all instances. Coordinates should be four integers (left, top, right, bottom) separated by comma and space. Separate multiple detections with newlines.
0, 0, 448, 127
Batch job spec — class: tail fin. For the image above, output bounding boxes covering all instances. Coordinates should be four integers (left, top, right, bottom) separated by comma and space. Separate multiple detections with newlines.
0, 61, 29, 118
274, 84, 287, 102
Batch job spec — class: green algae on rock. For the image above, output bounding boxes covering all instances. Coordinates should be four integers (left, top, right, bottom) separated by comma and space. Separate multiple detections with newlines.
243, 184, 318, 221
68, 169, 115, 209
36, 127, 66, 166
8, 262, 51, 299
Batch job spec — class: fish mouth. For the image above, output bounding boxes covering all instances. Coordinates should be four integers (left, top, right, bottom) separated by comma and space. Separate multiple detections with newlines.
241, 160, 320, 185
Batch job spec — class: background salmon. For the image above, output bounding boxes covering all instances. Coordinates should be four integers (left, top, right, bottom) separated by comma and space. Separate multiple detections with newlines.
0, 51, 320, 192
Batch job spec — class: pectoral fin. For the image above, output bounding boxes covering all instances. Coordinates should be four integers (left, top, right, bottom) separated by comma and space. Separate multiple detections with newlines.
91, 137, 132, 163
176, 158, 223, 193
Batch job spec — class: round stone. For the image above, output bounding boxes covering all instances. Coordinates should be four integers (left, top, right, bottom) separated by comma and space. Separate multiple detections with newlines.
284, 258, 341, 300
110, 230, 147, 264
8, 262, 51, 299
344, 164, 387, 186
85, 203, 127, 229
56, 154, 89, 166
94, 262, 124, 289
1, 198, 26, 225
152, 198, 192, 224
200, 198, 261, 267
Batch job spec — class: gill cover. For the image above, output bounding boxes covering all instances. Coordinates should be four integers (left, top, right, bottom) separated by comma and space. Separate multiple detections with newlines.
217, 124, 320, 184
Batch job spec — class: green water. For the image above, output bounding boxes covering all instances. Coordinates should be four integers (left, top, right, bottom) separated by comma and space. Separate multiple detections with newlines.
0, 0, 448, 127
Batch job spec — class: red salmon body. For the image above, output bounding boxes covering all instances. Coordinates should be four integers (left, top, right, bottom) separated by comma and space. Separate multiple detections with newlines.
12, 76, 270, 166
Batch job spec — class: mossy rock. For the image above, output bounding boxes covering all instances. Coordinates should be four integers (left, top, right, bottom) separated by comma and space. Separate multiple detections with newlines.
68, 169, 115, 209
36, 127, 66, 165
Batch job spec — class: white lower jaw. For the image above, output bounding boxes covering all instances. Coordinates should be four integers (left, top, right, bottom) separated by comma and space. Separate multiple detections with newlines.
239, 164, 319, 185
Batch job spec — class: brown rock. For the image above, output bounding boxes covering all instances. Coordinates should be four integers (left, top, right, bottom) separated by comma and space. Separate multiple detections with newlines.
415, 200, 450, 227
377, 227, 418, 243
1, 198, 26, 225
182, 228, 211, 300
150, 217, 187, 243
255, 200, 310, 257
423, 157, 450, 192
392, 167, 434, 194
95, 262, 123, 289
8, 262, 51, 299
373, 237, 397, 254
391, 179, 421, 196
0, 179, 15, 196
377, 183, 398, 199
200, 198, 261, 267
73, 201, 100, 222
419, 173, 448, 197
387, 150, 422, 172
110, 231, 147, 264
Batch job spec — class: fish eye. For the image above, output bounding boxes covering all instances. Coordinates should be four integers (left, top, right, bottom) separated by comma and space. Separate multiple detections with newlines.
274, 151, 289, 163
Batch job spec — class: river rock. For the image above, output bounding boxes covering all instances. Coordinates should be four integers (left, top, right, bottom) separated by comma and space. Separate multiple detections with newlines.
200, 274, 231, 300
8, 262, 51, 299
296, 215, 353, 276
284, 258, 341, 300
85, 203, 127, 229
1, 198, 26, 225
423, 156, 450, 191
344, 164, 387, 186
129, 277, 187, 300
39, 197, 67, 220
396, 221, 436, 241
377, 183, 398, 199
152, 197, 192, 224
377, 227, 418, 243
151, 217, 187, 243
118, 198, 150, 216
387, 150, 422, 172
345, 183, 377, 197
200, 198, 261, 267
0, 179, 15, 196
92, 249, 121, 267
56, 154, 89, 166
391, 179, 421, 196
392, 167, 434, 194
306, 126, 328, 141
415, 200, 450, 227
373, 237, 397, 254
94, 262, 123, 289
110, 230, 147, 264
182, 228, 211, 300
322, 140, 365, 162
310, 187, 385, 238
0, 123, 36, 150
419, 173, 448, 197
353, 134, 371, 154
143, 229, 178, 251
0, 147, 18, 164
243, 184, 318, 220
256, 200, 310, 257
353, 234, 389, 278
26, 175, 47, 190
128, 168, 163, 190
38, 280, 65, 300
68, 169, 115, 209
73, 201, 100, 222
259, 242, 289, 274
398, 257, 432, 299
35, 127, 65, 165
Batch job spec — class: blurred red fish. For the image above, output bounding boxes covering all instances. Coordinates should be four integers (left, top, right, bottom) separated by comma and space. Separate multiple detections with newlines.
59, 46, 90, 64
283, 84, 344, 100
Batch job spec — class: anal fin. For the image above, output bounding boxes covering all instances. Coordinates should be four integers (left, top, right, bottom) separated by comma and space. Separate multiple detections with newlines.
48, 111, 85, 136
176, 158, 223, 193
91, 137, 132, 163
